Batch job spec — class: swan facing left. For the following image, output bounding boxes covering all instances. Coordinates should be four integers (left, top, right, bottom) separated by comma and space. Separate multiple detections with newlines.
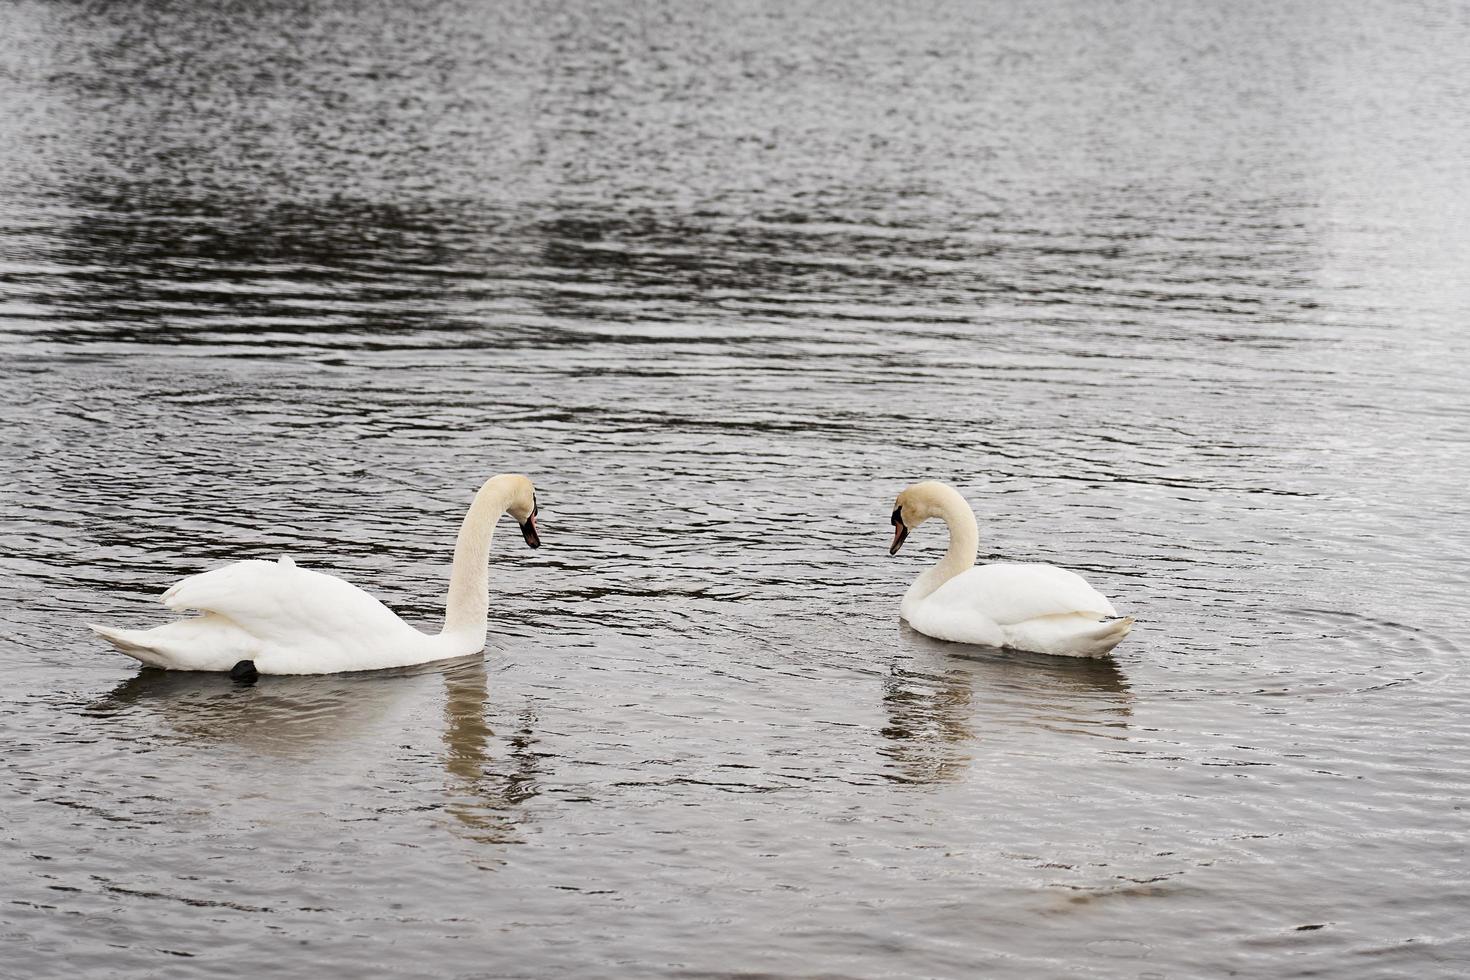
89, 473, 541, 676
889, 480, 1132, 658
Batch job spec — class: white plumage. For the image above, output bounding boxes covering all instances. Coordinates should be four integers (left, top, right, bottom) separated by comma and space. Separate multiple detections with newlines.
90, 474, 540, 675
890, 481, 1132, 658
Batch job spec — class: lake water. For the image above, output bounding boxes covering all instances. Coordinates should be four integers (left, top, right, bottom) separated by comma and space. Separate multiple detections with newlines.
2, 1, 1468, 976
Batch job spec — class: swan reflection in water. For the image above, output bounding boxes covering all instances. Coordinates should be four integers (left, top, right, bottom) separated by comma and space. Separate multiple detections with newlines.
85, 655, 541, 845
880, 626, 1133, 784
441, 658, 541, 845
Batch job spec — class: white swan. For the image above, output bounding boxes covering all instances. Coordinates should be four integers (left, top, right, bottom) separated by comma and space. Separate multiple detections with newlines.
89, 473, 541, 677
889, 480, 1132, 658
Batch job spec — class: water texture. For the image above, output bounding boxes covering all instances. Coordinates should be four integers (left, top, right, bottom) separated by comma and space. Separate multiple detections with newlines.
2, 1, 1468, 977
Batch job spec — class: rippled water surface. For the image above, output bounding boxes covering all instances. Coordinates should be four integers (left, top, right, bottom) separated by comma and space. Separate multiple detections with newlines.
3, 1, 1469, 977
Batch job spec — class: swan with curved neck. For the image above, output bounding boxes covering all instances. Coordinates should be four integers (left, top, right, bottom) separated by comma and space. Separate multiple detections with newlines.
90, 473, 541, 676
889, 480, 1132, 658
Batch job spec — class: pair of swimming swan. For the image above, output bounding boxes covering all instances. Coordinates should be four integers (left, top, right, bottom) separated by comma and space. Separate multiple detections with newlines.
90, 473, 1132, 676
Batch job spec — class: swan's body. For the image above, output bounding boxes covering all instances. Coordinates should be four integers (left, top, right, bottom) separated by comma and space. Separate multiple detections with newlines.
890, 481, 1131, 658
90, 473, 540, 675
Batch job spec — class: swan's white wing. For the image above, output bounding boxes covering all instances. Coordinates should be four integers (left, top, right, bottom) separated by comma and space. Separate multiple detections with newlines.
160, 558, 419, 646
927, 563, 1118, 625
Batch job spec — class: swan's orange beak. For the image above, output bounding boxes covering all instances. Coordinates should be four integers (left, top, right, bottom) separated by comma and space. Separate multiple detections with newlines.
519, 508, 540, 549
889, 507, 908, 556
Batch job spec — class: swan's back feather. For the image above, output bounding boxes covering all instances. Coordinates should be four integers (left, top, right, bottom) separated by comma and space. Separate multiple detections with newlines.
927, 563, 1118, 625
97, 559, 451, 673
905, 562, 1129, 657
161, 559, 420, 648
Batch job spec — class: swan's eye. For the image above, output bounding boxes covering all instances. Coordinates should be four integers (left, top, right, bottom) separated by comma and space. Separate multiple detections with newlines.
891, 506, 904, 526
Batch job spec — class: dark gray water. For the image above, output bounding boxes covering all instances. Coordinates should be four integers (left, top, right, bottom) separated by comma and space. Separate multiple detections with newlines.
3, 1, 1469, 976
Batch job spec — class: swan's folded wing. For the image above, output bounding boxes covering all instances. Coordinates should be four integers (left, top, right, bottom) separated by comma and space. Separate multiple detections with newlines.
161, 559, 411, 643
161, 560, 283, 617
933, 563, 1118, 625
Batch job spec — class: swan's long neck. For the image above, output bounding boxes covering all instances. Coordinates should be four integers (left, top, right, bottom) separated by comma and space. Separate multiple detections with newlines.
909, 485, 979, 602
442, 476, 519, 639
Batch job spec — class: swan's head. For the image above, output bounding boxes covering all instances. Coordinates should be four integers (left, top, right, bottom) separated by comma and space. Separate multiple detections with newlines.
500, 474, 540, 549
889, 480, 961, 556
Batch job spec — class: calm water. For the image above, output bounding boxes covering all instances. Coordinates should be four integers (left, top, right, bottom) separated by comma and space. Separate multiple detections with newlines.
3, 1, 1469, 976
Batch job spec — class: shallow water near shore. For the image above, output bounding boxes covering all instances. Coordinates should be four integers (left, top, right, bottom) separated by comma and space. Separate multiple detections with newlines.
3, 1, 1469, 977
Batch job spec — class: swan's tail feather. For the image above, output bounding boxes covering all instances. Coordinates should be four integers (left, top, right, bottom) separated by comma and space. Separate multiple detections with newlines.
1005, 612, 1134, 658
89, 617, 259, 672
88, 623, 172, 667
1083, 614, 1134, 656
